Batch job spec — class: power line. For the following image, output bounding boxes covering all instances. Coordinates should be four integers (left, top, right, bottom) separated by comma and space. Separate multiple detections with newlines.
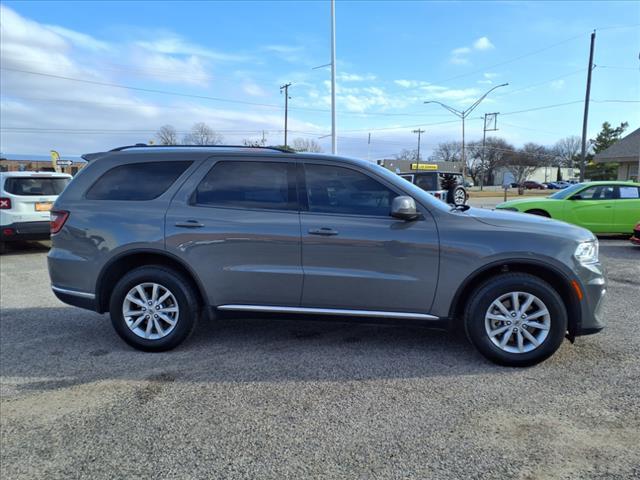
0, 67, 450, 119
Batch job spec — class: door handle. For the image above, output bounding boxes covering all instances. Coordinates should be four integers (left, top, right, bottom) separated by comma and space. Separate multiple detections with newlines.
308, 227, 339, 236
175, 220, 204, 228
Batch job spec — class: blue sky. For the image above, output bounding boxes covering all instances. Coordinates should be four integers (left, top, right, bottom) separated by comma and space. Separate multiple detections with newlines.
1, 1, 638, 158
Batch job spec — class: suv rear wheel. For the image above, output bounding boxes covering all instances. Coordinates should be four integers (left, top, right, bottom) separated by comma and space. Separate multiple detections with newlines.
109, 266, 199, 351
464, 273, 567, 367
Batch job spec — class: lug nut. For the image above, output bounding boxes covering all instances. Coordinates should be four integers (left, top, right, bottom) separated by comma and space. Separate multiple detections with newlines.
506, 321, 512, 325
156, 305, 160, 310
142, 307, 146, 312
148, 301, 153, 306
154, 314, 158, 319
511, 312, 516, 317
145, 315, 149, 320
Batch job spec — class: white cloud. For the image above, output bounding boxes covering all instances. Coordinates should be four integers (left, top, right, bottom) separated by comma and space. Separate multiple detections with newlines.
452, 47, 472, 56
450, 37, 495, 65
136, 36, 250, 62
473, 36, 495, 50
477, 79, 493, 84
0, 6, 321, 154
551, 79, 565, 89
242, 82, 266, 97
484, 72, 498, 79
338, 72, 377, 82
45, 25, 111, 51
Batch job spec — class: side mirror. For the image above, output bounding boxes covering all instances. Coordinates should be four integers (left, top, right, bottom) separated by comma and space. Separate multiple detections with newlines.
391, 196, 419, 221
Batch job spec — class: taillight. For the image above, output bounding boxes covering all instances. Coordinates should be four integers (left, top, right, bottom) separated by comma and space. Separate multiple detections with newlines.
50, 210, 69, 234
0, 197, 11, 209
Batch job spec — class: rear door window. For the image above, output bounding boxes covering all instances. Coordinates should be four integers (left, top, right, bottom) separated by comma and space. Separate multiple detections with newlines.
86, 161, 192, 200
195, 161, 298, 211
4, 177, 69, 195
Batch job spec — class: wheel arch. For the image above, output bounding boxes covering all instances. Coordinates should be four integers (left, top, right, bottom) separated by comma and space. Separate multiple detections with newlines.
449, 259, 581, 339
95, 249, 208, 314
524, 208, 551, 217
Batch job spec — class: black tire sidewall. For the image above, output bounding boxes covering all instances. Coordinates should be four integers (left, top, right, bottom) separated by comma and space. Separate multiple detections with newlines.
109, 267, 198, 352
465, 274, 567, 367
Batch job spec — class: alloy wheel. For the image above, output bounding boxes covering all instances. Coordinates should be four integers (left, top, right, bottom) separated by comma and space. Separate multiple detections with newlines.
122, 282, 179, 340
484, 291, 551, 354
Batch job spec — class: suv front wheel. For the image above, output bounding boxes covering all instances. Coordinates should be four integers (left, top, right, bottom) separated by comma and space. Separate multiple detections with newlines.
464, 273, 567, 367
109, 266, 199, 351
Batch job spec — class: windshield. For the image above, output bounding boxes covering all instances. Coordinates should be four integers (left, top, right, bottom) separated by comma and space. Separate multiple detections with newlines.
548, 183, 584, 199
3, 177, 70, 196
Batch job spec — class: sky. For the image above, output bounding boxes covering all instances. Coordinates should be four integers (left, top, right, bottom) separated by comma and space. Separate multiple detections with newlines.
1, 0, 639, 160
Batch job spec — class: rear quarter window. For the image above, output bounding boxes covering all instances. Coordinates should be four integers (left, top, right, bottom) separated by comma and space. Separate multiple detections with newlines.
85, 161, 192, 201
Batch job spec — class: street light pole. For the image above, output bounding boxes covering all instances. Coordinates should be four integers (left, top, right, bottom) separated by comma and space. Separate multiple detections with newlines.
425, 83, 508, 179
330, 0, 337, 154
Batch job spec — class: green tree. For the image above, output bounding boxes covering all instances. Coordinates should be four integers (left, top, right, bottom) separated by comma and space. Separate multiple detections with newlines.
585, 121, 628, 180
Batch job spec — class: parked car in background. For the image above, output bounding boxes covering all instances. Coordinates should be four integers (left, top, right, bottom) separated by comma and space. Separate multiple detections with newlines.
0, 171, 71, 252
522, 180, 547, 190
48, 145, 607, 367
399, 170, 468, 206
496, 181, 640, 234
631, 222, 640, 246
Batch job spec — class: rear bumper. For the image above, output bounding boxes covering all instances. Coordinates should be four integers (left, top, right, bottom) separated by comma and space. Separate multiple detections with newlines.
51, 285, 98, 311
1, 221, 50, 241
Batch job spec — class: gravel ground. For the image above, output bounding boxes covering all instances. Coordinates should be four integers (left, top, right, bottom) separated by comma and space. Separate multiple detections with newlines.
1, 239, 639, 479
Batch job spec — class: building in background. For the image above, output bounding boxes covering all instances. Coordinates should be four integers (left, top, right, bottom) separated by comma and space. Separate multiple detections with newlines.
0, 153, 86, 175
593, 128, 640, 182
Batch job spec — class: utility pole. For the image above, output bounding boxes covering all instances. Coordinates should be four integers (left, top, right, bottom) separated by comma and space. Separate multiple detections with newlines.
330, 0, 337, 154
480, 113, 499, 191
280, 83, 292, 147
580, 30, 596, 182
412, 128, 425, 166
425, 83, 508, 179
367, 132, 371, 162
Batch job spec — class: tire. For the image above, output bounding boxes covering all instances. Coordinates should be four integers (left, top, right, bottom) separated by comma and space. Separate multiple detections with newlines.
109, 266, 199, 352
448, 186, 468, 206
0, 242, 5, 255
525, 209, 550, 218
464, 273, 567, 367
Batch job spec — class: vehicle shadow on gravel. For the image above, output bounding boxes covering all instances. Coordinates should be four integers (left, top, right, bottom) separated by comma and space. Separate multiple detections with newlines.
0, 306, 528, 390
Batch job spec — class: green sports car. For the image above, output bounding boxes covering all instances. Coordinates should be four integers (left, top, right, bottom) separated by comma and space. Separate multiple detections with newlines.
496, 181, 640, 234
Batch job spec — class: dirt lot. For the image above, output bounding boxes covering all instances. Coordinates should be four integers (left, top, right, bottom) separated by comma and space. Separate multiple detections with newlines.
1, 239, 639, 479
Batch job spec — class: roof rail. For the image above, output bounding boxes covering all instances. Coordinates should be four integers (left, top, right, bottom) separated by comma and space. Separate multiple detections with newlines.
108, 144, 295, 153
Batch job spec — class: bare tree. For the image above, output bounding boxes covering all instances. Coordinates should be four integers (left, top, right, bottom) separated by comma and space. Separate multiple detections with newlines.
156, 125, 178, 145
394, 148, 419, 162
242, 137, 267, 147
291, 138, 323, 153
182, 122, 223, 145
553, 136, 581, 168
467, 137, 514, 186
429, 141, 462, 163
504, 142, 548, 186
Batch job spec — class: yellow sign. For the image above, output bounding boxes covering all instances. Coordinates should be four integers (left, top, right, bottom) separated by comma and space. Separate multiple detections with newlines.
410, 163, 438, 171
51, 150, 60, 172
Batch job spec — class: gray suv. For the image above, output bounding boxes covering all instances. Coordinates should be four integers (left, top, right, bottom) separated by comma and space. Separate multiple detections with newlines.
48, 145, 606, 366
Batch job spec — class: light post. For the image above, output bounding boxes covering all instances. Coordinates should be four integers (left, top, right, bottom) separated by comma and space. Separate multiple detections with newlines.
425, 83, 508, 179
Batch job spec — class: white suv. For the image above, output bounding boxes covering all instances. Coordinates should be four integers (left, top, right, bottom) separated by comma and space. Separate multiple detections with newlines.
0, 171, 71, 251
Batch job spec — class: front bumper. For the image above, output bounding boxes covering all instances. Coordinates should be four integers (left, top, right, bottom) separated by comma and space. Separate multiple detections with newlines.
0, 221, 50, 242
574, 261, 607, 336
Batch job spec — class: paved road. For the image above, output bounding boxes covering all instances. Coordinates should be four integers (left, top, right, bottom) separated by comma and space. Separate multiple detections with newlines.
1, 239, 639, 479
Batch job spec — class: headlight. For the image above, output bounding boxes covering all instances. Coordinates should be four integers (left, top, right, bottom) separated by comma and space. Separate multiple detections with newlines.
574, 240, 599, 264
